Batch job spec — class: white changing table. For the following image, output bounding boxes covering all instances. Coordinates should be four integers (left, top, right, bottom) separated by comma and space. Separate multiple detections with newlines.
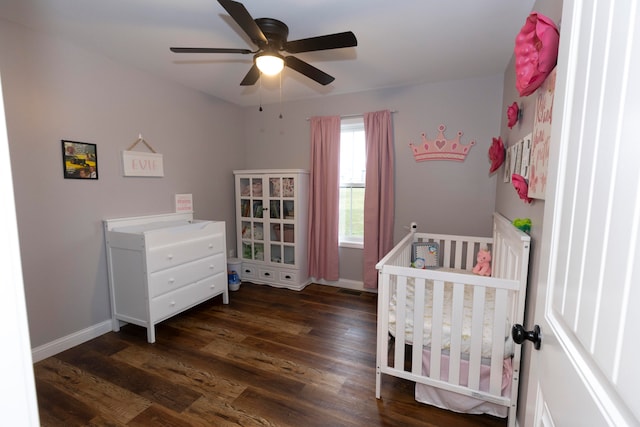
104, 212, 228, 343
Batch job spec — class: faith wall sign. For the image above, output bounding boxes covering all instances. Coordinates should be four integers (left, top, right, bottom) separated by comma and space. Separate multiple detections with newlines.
122, 151, 164, 177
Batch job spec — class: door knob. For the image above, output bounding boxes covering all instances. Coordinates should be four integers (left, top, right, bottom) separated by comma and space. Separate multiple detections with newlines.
512, 324, 541, 350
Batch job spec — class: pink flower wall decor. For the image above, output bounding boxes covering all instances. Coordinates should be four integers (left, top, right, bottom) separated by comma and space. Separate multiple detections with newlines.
507, 102, 520, 128
514, 12, 560, 96
488, 136, 505, 174
512, 174, 533, 203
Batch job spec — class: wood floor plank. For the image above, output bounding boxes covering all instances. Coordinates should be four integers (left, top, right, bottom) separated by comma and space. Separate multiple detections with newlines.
233, 387, 355, 427
199, 305, 314, 336
34, 282, 507, 427
34, 358, 152, 424
35, 380, 96, 427
201, 338, 346, 394
110, 345, 247, 402
184, 395, 280, 427
127, 404, 193, 427
55, 346, 201, 412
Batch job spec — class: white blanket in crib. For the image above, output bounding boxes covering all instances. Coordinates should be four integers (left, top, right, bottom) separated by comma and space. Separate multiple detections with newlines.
388, 268, 513, 359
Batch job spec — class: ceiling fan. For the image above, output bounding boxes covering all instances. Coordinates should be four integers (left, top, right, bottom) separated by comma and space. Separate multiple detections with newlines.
170, 0, 357, 86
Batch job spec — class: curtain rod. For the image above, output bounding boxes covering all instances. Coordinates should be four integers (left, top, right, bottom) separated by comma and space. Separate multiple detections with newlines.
306, 110, 398, 121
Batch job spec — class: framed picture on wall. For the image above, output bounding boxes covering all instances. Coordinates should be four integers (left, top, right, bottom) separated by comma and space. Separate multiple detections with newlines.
503, 144, 512, 183
62, 140, 98, 179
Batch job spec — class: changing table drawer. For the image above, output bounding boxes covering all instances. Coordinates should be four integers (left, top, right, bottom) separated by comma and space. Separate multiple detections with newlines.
151, 274, 226, 322
148, 253, 225, 298
147, 233, 224, 272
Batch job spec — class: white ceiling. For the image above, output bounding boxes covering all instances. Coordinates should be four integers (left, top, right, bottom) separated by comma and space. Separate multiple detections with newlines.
0, 0, 535, 107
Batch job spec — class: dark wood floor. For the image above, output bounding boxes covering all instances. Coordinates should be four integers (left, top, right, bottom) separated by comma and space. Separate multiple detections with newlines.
34, 283, 508, 426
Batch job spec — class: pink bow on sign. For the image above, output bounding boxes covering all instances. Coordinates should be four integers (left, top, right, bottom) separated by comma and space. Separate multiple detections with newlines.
507, 102, 520, 129
512, 174, 532, 203
514, 12, 560, 96
488, 137, 505, 174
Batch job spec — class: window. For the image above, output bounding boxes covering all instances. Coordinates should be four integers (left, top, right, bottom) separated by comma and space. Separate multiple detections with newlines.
339, 118, 366, 248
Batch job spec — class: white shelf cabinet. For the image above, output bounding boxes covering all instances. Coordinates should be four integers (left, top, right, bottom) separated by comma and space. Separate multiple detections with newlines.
234, 169, 310, 290
104, 212, 228, 343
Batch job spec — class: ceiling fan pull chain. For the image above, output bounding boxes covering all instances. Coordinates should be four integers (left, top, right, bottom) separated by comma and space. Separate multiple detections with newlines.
259, 71, 263, 112
279, 72, 283, 119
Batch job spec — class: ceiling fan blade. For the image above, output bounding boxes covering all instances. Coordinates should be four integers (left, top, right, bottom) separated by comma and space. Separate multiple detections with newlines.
240, 64, 260, 86
170, 47, 252, 54
284, 56, 335, 85
284, 31, 357, 53
217, 0, 267, 45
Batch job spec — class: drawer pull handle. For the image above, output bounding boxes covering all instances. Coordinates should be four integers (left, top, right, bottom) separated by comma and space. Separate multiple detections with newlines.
285, 275, 291, 279
170, 301, 176, 306
209, 265, 215, 269
208, 243, 213, 249
245, 269, 251, 273
169, 278, 175, 283
264, 272, 271, 277
167, 254, 173, 260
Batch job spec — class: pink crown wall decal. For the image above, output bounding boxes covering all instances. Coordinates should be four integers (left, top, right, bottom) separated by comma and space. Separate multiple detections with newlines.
409, 124, 476, 162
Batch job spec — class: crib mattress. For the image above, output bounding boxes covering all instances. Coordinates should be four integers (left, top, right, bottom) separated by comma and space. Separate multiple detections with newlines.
388, 268, 513, 359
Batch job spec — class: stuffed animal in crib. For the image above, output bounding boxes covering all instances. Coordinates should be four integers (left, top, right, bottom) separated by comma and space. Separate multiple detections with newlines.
472, 249, 492, 276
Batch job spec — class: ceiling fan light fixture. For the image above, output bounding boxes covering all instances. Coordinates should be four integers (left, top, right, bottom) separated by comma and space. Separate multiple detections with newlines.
256, 52, 285, 76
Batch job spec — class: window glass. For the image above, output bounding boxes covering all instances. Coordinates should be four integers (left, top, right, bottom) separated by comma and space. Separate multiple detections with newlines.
339, 118, 365, 246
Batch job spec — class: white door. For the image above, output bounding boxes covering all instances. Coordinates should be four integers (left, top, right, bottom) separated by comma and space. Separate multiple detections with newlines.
529, 0, 640, 425
0, 77, 40, 422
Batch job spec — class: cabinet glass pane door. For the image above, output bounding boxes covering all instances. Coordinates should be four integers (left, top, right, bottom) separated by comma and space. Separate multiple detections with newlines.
283, 200, 295, 220
241, 177, 264, 197
283, 177, 294, 197
267, 175, 296, 266
271, 223, 281, 242
253, 201, 263, 218
271, 244, 282, 263
241, 221, 252, 239
270, 200, 281, 219
240, 200, 250, 217
269, 178, 281, 197
239, 176, 266, 262
252, 178, 263, 197
243, 242, 264, 261
284, 246, 295, 265
283, 224, 294, 243
240, 178, 250, 196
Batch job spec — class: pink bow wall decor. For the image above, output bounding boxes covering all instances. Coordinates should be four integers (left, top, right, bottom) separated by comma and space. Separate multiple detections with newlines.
488, 137, 505, 174
514, 12, 560, 96
507, 102, 520, 128
512, 174, 532, 203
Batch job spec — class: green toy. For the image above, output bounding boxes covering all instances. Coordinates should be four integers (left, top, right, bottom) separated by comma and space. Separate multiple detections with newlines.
512, 218, 531, 233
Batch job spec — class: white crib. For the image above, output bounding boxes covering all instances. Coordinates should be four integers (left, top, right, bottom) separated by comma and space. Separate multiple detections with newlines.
375, 212, 530, 426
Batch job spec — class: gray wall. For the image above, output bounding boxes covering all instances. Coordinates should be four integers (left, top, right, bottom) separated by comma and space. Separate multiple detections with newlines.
0, 19, 244, 348
242, 76, 504, 282
493, 1, 563, 425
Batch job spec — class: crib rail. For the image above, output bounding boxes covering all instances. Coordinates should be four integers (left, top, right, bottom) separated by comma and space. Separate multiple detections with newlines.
375, 213, 530, 427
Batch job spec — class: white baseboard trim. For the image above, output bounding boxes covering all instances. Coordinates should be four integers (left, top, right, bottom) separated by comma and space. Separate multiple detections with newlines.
31, 320, 113, 363
311, 277, 377, 293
